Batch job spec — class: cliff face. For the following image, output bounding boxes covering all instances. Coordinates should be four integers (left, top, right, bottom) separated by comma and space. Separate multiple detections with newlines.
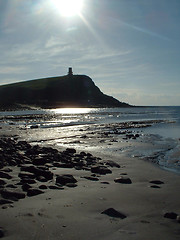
0, 75, 131, 108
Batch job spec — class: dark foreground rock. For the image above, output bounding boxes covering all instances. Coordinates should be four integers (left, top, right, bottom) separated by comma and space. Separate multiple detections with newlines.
0, 228, 5, 238
0, 137, 120, 207
0, 199, 13, 205
91, 165, 112, 175
105, 160, 120, 168
0, 190, 25, 200
27, 188, 44, 197
0, 172, 12, 180
164, 212, 178, 219
114, 177, 132, 184
56, 174, 77, 186
101, 208, 127, 219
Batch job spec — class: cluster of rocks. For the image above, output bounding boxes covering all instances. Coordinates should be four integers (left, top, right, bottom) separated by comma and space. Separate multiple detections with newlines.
0, 138, 119, 206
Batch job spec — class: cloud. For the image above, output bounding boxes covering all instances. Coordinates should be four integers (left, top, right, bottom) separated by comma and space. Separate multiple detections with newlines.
0, 66, 28, 75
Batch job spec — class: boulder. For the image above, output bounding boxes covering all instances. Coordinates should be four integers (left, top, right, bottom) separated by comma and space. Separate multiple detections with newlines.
56, 174, 77, 186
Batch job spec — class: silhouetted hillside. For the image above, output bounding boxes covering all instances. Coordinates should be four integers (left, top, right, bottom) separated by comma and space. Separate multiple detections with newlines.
0, 74, 131, 109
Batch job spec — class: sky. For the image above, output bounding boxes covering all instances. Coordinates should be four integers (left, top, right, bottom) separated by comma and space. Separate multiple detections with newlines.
0, 0, 180, 106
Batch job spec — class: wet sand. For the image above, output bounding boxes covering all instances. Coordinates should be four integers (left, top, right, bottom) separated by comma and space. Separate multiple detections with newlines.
0, 122, 180, 240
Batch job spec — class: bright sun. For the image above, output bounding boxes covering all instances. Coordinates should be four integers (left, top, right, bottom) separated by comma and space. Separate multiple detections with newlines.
52, 0, 83, 17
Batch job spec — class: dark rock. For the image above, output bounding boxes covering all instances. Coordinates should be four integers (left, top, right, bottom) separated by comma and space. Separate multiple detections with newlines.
80, 151, 86, 156
150, 185, 161, 189
22, 183, 32, 192
20, 165, 53, 180
0, 189, 26, 199
101, 181, 110, 184
1, 168, 12, 172
27, 188, 44, 197
83, 176, 99, 181
0, 199, 13, 205
30, 125, 39, 129
39, 185, 48, 190
32, 157, 47, 165
49, 185, 64, 190
0, 179, 6, 185
101, 208, 127, 219
8, 160, 17, 166
56, 174, 77, 186
36, 176, 48, 182
20, 178, 36, 184
74, 166, 83, 171
0, 227, 5, 238
65, 183, 77, 188
114, 177, 132, 184
164, 212, 178, 219
105, 160, 120, 168
6, 184, 17, 189
56, 163, 74, 168
149, 180, 164, 185
0, 171, 12, 179
18, 172, 35, 179
65, 148, 76, 154
91, 166, 112, 175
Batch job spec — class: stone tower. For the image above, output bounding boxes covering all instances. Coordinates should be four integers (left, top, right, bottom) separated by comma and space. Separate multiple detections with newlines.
68, 67, 73, 76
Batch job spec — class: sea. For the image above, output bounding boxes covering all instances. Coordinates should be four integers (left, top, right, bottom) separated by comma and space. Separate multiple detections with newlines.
0, 106, 180, 173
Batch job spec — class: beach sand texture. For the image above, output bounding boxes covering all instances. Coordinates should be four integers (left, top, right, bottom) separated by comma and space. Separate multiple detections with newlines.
0, 122, 180, 240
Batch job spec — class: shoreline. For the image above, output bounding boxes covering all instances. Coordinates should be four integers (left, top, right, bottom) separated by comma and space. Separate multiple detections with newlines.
0, 121, 180, 239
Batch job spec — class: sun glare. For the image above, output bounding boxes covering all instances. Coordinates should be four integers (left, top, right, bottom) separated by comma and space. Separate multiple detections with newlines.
52, 0, 83, 17
50, 108, 91, 114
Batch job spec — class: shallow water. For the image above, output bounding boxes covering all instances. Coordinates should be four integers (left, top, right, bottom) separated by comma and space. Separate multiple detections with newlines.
0, 106, 180, 173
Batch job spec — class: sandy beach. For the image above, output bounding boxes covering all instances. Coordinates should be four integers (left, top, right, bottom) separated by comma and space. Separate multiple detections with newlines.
0, 121, 180, 240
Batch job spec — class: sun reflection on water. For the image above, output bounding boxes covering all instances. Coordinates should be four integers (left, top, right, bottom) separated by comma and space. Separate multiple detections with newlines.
50, 108, 94, 114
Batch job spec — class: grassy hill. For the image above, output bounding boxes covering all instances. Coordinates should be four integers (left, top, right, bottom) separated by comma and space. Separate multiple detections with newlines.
0, 74, 131, 109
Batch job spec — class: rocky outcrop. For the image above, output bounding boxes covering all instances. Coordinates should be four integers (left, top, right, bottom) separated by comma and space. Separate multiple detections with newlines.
0, 137, 120, 206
